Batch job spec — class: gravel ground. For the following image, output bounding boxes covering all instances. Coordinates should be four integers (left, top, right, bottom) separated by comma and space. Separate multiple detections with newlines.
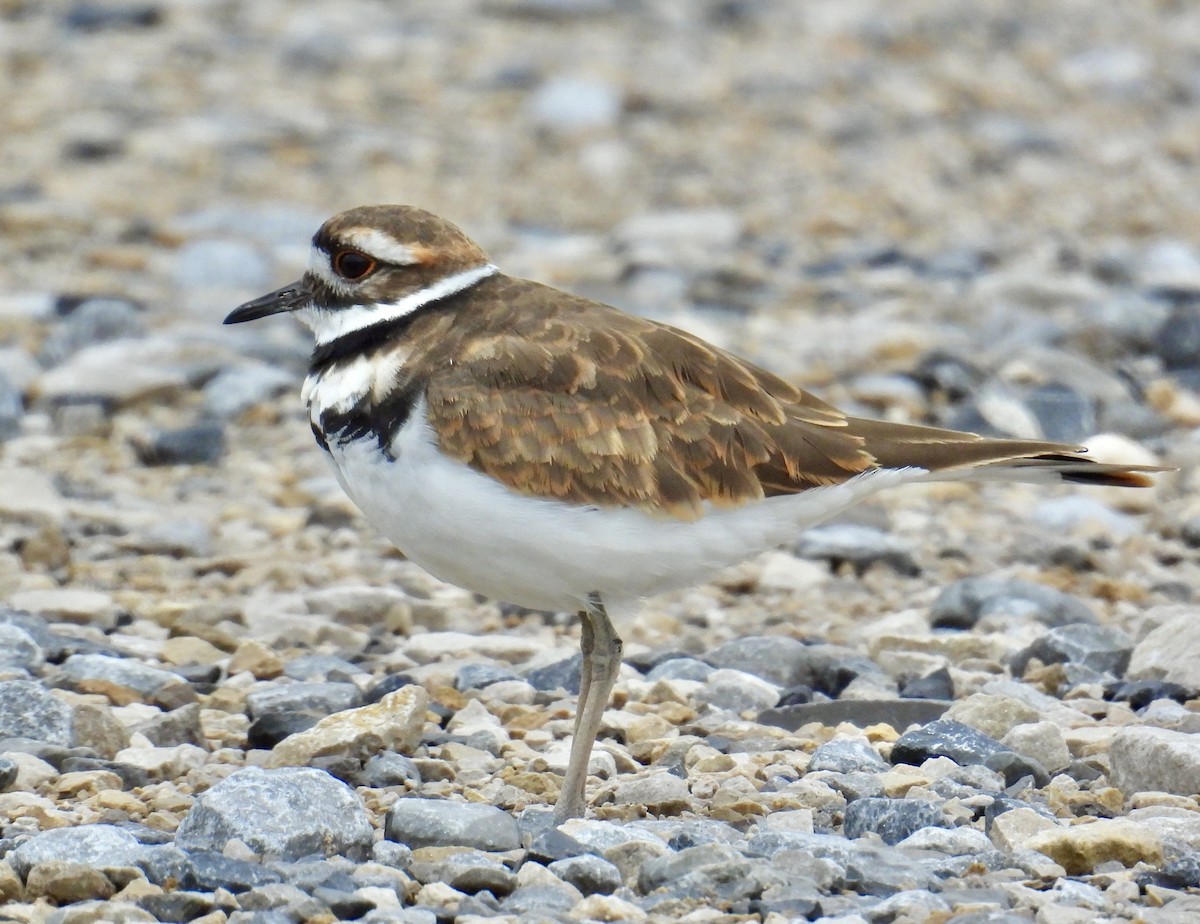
2, 1, 1200, 922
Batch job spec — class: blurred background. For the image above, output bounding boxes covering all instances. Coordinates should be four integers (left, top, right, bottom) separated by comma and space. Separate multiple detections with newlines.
0, 0, 1196, 602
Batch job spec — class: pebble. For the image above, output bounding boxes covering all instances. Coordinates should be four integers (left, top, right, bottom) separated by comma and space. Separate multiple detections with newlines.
265, 686, 429, 768
202, 364, 295, 418
842, 798, 948, 844
175, 767, 375, 860
1109, 727, 1200, 797
547, 854, 622, 895
612, 771, 692, 815
8, 825, 147, 879
930, 577, 1096, 629
1126, 606, 1200, 687
245, 681, 362, 719
384, 799, 520, 851
0, 624, 45, 671
1010, 623, 1133, 677
0, 680, 74, 745
809, 738, 888, 774
1026, 819, 1164, 875
891, 719, 1011, 768
692, 667, 780, 713
794, 523, 919, 576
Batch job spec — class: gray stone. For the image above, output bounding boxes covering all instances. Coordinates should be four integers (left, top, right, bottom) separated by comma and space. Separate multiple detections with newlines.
126, 519, 213, 558
931, 577, 1096, 629
40, 297, 145, 365
547, 854, 622, 895
0, 623, 44, 671
61, 653, 186, 696
1110, 726, 1200, 797
137, 420, 225, 466
0, 755, 17, 790
8, 824, 147, 878
245, 681, 362, 719
0, 370, 22, 440
0, 680, 73, 745
203, 364, 295, 418
283, 654, 362, 683
693, 668, 780, 713
1010, 622, 1132, 677
409, 849, 516, 895
173, 239, 273, 292
454, 662, 521, 691
794, 523, 919, 576
891, 719, 1010, 768
645, 657, 714, 682
706, 635, 810, 686
175, 766, 374, 860
842, 798, 948, 845
361, 753, 422, 788
612, 771, 691, 814
809, 738, 888, 774
639, 843, 745, 892
759, 698, 951, 732
384, 799, 520, 851
1127, 607, 1200, 687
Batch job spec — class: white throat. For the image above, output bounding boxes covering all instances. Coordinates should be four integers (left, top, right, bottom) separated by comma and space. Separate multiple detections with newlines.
301, 263, 498, 346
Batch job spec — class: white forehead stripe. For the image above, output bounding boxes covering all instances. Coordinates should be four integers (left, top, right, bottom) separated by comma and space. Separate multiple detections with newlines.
307, 245, 353, 296
342, 228, 424, 266
302, 263, 498, 346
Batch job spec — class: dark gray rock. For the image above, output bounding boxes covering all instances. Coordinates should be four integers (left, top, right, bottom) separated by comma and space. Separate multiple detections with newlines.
384, 799, 520, 851
137, 891, 215, 922
931, 577, 1096, 629
175, 767, 374, 860
8, 824, 147, 877
0, 756, 17, 790
247, 711, 320, 749
361, 753, 422, 787
794, 523, 919, 576
759, 698, 951, 732
237, 882, 328, 919
525, 826, 590, 863
548, 854, 622, 895
645, 657, 714, 682
244, 681, 361, 719
1104, 679, 1196, 710
841, 798, 947, 844
891, 719, 1010, 768
282, 654, 361, 682
501, 883, 579, 915
0, 679, 73, 745
1010, 622, 1133, 677
136, 419, 226, 466
1156, 305, 1200, 370
525, 654, 582, 694
41, 297, 146, 365
809, 739, 888, 774
455, 663, 521, 690
706, 635, 809, 686
984, 751, 1051, 788
842, 843, 937, 897
901, 667, 954, 700
0, 371, 22, 441
135, 701, 204, 747
1024, 383, 1096, 442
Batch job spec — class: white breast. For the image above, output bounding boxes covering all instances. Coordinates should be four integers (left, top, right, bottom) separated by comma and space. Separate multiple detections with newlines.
318, 397, 924, 613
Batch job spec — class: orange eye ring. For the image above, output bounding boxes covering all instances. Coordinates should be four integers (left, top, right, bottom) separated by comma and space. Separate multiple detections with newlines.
332, 250, 376, 281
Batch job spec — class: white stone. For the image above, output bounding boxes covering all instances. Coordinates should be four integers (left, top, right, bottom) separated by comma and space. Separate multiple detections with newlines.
1109, 727, 1200, 797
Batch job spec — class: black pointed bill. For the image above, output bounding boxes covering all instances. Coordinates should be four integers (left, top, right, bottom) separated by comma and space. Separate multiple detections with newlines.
224, 281, 312, 324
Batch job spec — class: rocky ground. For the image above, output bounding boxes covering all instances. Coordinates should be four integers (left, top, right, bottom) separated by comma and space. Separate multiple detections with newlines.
2, 0, 1200, 922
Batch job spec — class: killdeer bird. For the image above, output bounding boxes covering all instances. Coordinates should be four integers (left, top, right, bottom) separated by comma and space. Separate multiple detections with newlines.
226, 205, 1161, 822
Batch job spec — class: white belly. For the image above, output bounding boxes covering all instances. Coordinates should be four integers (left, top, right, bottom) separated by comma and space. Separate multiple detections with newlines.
321, 399, 921, 613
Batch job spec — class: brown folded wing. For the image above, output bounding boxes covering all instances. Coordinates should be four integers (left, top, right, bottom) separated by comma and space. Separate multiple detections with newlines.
422, 277, 1155, 520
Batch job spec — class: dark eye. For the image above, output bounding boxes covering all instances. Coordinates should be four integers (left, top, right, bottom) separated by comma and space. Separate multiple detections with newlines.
332, 250, 376, 280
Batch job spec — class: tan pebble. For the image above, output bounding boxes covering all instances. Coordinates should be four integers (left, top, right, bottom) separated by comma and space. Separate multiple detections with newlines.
188, 912, 229, 924
161, 636, 226, 666
0, 792, 74, 827
53, 770, 123, 798
1026, 819, 1163, 875
26, 861, 115, 902
571, 894, 647, 922
227, 639, 283, 678
624, 714, 675, 744
76, 678, 144, 707
0, 860, 22, 903
90, 790, 149, 815
71, 701, 132, 759
115, 878, 162, 902
266, 685, 429, 768
8, 588, 120, 628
